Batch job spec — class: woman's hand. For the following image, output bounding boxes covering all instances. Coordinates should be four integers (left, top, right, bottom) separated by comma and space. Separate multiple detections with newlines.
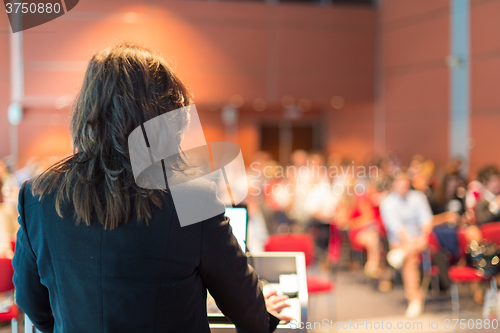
264, 289, 293, 323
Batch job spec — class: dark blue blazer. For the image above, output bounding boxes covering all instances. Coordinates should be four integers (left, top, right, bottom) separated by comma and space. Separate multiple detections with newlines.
13, 179, 279, 333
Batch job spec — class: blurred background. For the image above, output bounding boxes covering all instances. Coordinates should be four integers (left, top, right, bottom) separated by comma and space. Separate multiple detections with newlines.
1, 0, 500, 332
1, 0, 498, 173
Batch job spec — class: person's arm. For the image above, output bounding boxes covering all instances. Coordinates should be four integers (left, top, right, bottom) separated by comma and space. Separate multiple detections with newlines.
12, 182, 54, 333
431, 211, 459, 227
199, 184, 281, 333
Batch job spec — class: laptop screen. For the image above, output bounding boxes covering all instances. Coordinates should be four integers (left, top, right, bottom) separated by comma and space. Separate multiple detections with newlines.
225, 206, 248, 253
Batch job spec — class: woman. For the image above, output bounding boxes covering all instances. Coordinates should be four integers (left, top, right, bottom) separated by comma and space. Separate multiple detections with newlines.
334, 175, 381, 278
429, 171, 482, 250
428, 170, 482, 295
13, 42, 290, 333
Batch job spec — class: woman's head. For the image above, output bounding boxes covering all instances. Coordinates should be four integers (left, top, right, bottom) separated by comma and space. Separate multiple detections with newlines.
72, 42, 191, 159
33, 42, 193, 229
434, 171, 461, 205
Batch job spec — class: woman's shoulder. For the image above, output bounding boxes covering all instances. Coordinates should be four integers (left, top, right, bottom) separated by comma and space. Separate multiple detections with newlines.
19, 178, 41, 208
18, 176, 65, 215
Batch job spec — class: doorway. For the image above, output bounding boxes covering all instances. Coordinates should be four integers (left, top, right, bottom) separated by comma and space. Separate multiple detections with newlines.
259, 121, 324, 165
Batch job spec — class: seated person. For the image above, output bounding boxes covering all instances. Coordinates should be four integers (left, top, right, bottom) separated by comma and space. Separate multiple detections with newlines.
334, 176, 381, 278
428, 170, 481, 291
476, 165, 500, 225
380, 170, 433, 318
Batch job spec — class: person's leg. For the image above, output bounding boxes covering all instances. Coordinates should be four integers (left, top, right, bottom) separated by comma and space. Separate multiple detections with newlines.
402, 249, 423, 318
355, 228, 381, 277
433, 249, 451, 291
307, 219, 328, 263
402, 251, 422, 302
378, 237, 392, 291
318, 223, 331, 252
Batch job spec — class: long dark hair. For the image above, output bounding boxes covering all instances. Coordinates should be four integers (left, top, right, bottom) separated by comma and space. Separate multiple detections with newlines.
433, 171, 458, 206
32, 42, 192, 229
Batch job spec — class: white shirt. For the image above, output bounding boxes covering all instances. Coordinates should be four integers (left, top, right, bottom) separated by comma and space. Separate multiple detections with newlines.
380, 190, 433, 245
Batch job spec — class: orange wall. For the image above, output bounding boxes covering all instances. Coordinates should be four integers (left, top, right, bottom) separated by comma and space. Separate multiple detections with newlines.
327, 102, 374, 163
379, 0, 500, 176
3, 1, 499, 175
379, 0, 450, 167
0, 0, 376, 168
469, 0, 500, 176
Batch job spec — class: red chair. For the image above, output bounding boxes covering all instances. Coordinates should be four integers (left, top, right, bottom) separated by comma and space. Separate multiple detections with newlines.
0, 258, 19, 327
265, 233, 316, 267
448, 226, 487, 312
427, 231, 440, 255
264, 233, 335, 316
480, 222, 500, 245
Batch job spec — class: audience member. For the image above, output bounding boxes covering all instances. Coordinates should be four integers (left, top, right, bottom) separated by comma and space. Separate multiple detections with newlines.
380, 170, 433, 318
475, 165, 500, 225
305, 153, 337, 264
286, 150, 311, 232
334, 175, 381, 278
428, 171, 481, 291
